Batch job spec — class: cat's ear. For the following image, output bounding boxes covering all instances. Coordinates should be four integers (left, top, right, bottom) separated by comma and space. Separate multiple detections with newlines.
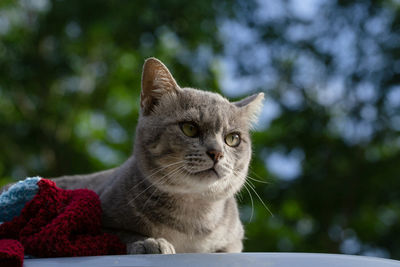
234, 93, 264, 127
141, 57, 180, 115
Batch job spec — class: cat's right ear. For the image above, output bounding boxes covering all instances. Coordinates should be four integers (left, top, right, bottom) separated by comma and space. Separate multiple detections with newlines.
234, 92, 264, 128
141, 57, 181, 115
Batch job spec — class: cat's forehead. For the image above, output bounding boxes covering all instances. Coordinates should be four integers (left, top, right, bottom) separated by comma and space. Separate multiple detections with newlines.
180, 88, 230, 108
175, 88, 240, 130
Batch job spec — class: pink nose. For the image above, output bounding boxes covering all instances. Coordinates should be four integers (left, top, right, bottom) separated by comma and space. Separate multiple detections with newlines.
206, 150, 224, 163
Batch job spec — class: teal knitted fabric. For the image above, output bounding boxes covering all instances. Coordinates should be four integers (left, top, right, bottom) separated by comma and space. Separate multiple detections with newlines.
0, 177, 41, 222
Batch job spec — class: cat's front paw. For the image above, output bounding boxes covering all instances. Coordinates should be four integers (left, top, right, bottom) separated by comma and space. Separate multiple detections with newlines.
127, 238, 176, 254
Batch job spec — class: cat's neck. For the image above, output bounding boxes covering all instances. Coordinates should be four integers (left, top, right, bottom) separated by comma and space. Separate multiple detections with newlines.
100, 156, 230, 234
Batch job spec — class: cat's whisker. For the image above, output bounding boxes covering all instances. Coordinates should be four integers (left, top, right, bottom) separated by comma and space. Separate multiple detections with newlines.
248, 166, 270, 184
232, 170, 247, 184
247, 176, 270, 184
131, 166, 183, 201
147, 161, 185, 177
162, 154, 183, 160
141, 167, 185, 210
236, 190, 244, 202
128, 160, 185, 193
232, 169, 264, 184
245, 180, 273, 217
141, 184, 159, 210
152, 166, 185, 194
233, 169, 269, 185
245, 179, 256, 189
231, 169, 273, 218
141, 167, 184, 210
141, 167, 185, 209
147, 166, 187, 199
129, 165, 185, 205
242, 182, 254, 222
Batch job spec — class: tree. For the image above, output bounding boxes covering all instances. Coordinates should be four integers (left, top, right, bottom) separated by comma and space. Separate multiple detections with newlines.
0, 0, 399, 259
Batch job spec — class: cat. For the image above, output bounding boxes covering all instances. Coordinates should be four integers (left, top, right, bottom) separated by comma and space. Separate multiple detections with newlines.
8, 58, 264, 254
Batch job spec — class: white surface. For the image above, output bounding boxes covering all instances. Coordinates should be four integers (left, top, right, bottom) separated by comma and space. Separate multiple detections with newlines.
24, 253, 400, 267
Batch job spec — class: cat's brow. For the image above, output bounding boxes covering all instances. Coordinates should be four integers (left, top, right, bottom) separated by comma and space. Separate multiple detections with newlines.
165, 121, 185, 126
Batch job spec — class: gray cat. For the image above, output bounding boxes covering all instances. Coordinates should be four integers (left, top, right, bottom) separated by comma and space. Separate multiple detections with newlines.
15, 58, 265, 254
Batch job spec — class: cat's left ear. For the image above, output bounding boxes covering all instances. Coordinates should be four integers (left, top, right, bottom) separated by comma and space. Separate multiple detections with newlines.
141, 57, 181, 115
234, 93, 264, 127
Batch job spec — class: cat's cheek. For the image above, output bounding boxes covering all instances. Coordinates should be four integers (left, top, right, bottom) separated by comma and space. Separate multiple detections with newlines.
148, 142, 165, 156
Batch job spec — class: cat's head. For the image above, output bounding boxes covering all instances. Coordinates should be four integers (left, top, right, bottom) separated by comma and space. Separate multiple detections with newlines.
134, 58, 263, 199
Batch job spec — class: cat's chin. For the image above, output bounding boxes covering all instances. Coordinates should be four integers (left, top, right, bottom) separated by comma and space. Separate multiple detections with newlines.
193, 168, 220, 179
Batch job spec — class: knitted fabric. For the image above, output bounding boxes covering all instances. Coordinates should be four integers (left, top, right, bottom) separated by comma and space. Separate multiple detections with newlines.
0, 178, 126, 266
0, 177, 41, 222
0, 239, 24, 267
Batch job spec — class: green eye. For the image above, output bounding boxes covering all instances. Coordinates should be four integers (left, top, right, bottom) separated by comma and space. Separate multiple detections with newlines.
225, 133, 241, 147
181, 122, 199, 137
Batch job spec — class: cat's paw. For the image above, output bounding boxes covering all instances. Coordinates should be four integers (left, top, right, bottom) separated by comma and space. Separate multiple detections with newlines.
127, 238, 176, 254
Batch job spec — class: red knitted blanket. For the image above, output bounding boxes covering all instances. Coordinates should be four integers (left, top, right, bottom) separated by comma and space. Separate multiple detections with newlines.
0, 179, 126, 267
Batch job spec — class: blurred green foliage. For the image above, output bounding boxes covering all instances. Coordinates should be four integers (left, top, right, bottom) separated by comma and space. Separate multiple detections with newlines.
1, 0, 400, 260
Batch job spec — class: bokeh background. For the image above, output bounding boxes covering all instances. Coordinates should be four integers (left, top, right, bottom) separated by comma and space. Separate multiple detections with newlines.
1, 0, 400, 259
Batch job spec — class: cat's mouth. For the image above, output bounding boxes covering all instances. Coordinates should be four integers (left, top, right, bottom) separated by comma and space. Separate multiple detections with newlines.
194, 167, 220, 178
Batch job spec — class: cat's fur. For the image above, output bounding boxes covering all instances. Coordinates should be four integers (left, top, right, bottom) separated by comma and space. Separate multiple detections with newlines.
7, 58, 264, 254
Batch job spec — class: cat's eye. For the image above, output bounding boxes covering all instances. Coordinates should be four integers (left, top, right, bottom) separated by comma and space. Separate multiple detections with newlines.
181, 122, 199, 137
225, 133, 241, 147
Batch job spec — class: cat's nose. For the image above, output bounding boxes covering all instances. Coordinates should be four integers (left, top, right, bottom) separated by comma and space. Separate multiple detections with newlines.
206, 150, 224, 163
